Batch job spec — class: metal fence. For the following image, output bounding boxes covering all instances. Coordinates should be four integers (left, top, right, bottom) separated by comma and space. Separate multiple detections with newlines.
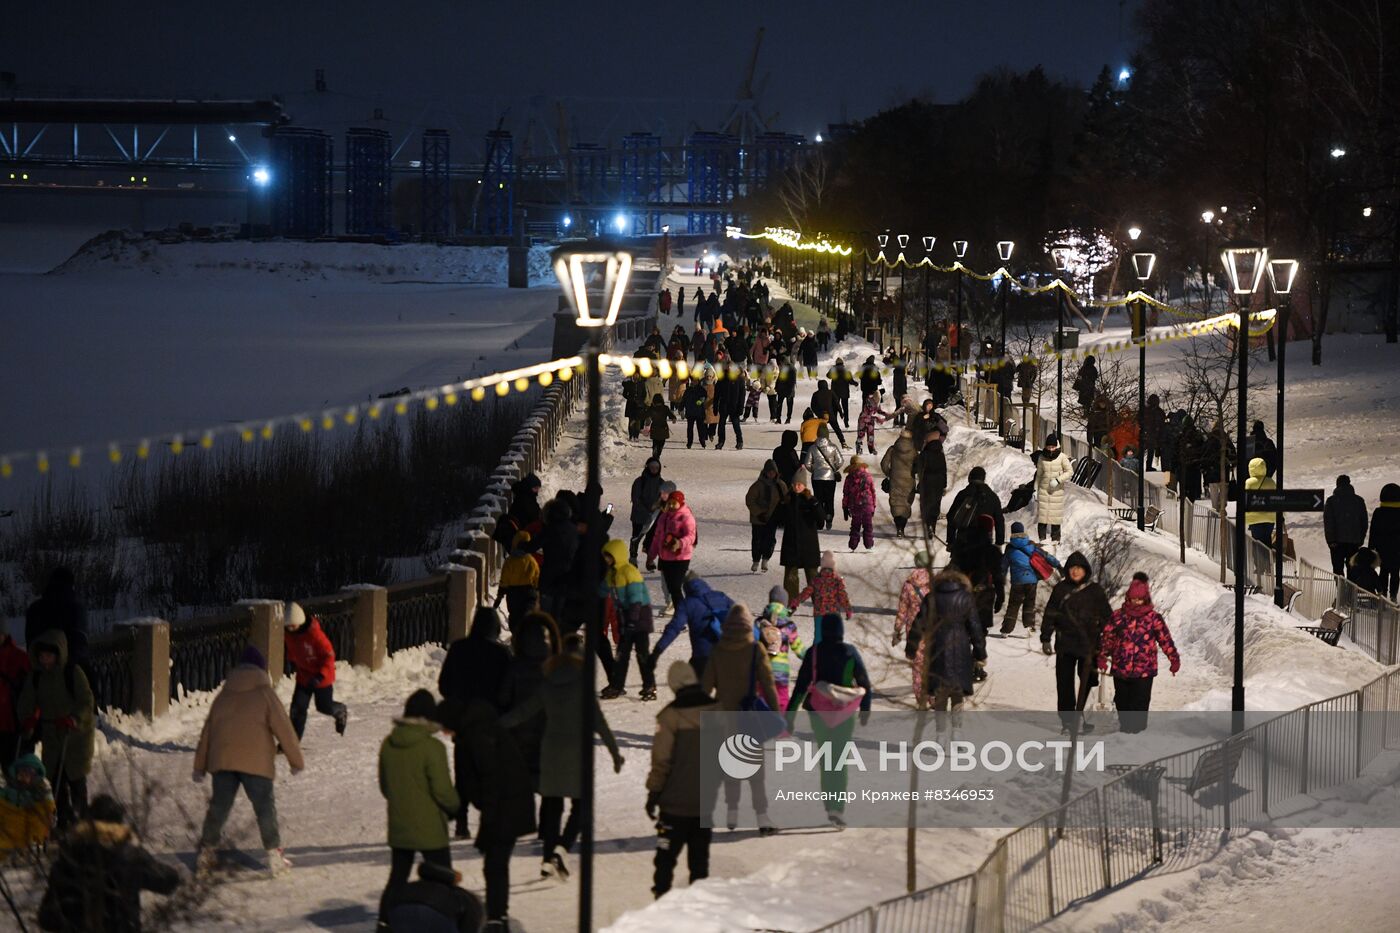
302, 593, 358, 662
386, 576, 449, 654
169, 608, 253, 698
811, 662, 1400, 933
87, 627, 137, 714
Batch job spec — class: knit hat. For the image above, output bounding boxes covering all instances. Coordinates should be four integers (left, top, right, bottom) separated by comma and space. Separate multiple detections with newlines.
792, 466, 812, 488
914, 550, 932, 569
238, 645, 266, 669
1010, 521, 1026, 535
1045, 434, 1060, 449
283, 601, 306, 630
669, 490, 686, 508
403, 689, 438, 721
723, 604, 754, 637
1126, 577, 1153, 604
976, 514, 996, 535
820, 550, 836, 570
667, 659, 699, 692
968, 466, 986, 482
768, 584, 789, 605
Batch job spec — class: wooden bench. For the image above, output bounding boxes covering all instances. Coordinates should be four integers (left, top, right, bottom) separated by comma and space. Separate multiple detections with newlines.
1297, 608, 1349, 647
1168, 736, 1253, 797
1110, 505, 1162, 532
1279, 583, 1302, 614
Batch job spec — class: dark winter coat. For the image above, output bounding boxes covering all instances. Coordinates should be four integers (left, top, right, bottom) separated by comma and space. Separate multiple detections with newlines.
499, 617, 553, 786
1369, 484, 1400, 569
945, 481, 1005, 546
745, 463, 788, 525
532, 499, 580, 598
775, 360, 798, 398
1201, 431, 1237, 484
1142, 396, 1167, 448
647, 401, 674, 442
1324, 480, 1369, 547
1174, 419, 1205, 471
1246, 424, 1277, 476
915, 439, 949, 500
1040, 552, 1113, 659
827, 362, 854, 400
715, 373, 745, 416
810, 381, 836, 420
438, 619, 513, 713
507, 474, 542, 529
654, 577, 731, 662
911, 571, 987, 696
1348, 548, 1384, 594
646, 685, 720, 818
1072, 360, 1097, 409
630, 460, 665, 526
780, 491, 826, 569
500, 656, 619, 799
24, 578, 88, 668
18, 631, 95, 779
773, 431, 801, 485
858, 359, 883, 397
38, 817, 180, 933
950, 528, 1005, 597
442, 698, 536, 850
788, 615, 873, 713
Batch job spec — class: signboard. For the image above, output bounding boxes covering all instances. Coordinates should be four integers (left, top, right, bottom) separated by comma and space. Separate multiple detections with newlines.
1246, 489, 1324, 512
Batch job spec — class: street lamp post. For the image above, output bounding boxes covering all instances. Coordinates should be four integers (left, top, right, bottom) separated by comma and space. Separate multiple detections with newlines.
953, 240, 968, 363
552, 249, 632, 933
1051, 245, 1071, 439
1221, 242, 1267, 734
1268, 258, 1299, 607
997, 240, 1015, 433
1131, 251, 1157, 531
922, 236, 935, 368
898, 233, 910, 348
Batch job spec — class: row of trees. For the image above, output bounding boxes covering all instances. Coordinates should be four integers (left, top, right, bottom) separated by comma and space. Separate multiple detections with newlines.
756, 0, 1399, 360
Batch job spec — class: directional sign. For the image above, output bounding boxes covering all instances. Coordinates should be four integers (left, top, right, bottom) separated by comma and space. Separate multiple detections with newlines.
1246, 489, 1324, 512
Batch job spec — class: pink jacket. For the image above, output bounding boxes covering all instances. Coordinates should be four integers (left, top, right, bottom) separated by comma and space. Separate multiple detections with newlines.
648, 503, 697, 562
1098, 607, 1179, 679
842, 468, 878, 518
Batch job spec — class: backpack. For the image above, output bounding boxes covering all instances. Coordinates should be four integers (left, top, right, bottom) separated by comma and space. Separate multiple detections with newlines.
1029, 547, 1055, 581
948, 495, 979, 534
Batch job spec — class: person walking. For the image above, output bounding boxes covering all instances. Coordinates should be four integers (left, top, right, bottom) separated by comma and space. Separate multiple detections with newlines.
501, 636, 624, 880
1243, 456, 1278, 546
893, 552, 934, 703
714, 368, 745, 451
646, 660, 719, 898
0, 622, 30, 772
1040, 552, 1113, 733
802, 425, 844, 530
1370, 483, 1400, 600
881, 428, 919, 538
789, 551, 853, 622
683, 376, 709, 449
780, 468, 827, 602
194, 645, 304, 877
772, 429, 801, 486
649, 574, 732, 677
1173, 415, 1206, 501
1034, 434, 1074, 545
1141, 394, 1167, 471
38, 795, 180, 933
438, 607, 513, 838
16, 631, 93, 831
436, 695, 535, 930
858, 355, 883, 398
745, 460, 788, 573
702, 605, 778, 834
810, 380, 847, 446
283, 602, 349, 739
648, 489, 697, 616
1097, 573, 1179, 733
1072, 356, 1097, 416
378, 690, 460, 918
915, 426, 949, 541
494, 531, 541, 635
646, 394, 675, 461
787, 614, 872, 829
999, 522, 1060, 634
827, 357, 854, 427
600, 539, 657, 701
775, 355, 798, 424
950, 515, 1005, 639
24, 567, 89, 674
1324, 475, 1370, 576
912, 571, 987, 728
853, 391, 891, 457
945, 466, 1005, 551
758, 593, 806, 712
1348, 547, 1384, 594
842, 455, 878, 550
629, 458, 666, 566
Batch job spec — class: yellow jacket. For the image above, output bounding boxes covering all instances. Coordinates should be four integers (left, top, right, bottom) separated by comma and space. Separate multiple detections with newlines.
800, 416, 828, 444
1244, 458, 1277, 527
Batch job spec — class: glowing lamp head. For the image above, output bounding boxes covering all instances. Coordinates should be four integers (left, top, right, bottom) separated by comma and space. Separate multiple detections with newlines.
554, 251, 633, 328
662, 224, 670, 234
876, 233, 888, 248
1201, 210, 1215, 224
922, 235, 935, 252
1051, 245, 1071, 272
1330, 146, 1346, 159
996, 240, 1015, 262
1118, 66, 1132, 83
562, 214, 572, 228
1266, 258, 1298, 295
1127, 226, 1142, 241
613, 213, 627, 233
1362, 206, 1373, 218
227, 134, 237, 143
1131, 252, 1156, 282
251, 166, 271, 186
897, 233, 909, 248
953, 240, 969, 259
814, 133, 823, 143
1220, 242, 1268, 295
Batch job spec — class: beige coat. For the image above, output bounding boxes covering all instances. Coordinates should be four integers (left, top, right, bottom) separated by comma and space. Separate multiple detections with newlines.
194, 665, 305, 779
703, 629, 779, 712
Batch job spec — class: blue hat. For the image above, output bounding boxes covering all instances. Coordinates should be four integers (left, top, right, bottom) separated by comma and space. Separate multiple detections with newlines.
1011, 522, 1025, 534
239, 645, 266, 669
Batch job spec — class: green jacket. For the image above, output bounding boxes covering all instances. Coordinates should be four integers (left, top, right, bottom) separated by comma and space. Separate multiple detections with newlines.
377, 717, 461, 851
17, 630, 95, 779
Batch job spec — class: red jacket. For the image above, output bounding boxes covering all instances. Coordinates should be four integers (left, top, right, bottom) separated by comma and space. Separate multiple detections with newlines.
285, 618, 337, 688
0, 636, 31, 733
1098, 607, 1179, 679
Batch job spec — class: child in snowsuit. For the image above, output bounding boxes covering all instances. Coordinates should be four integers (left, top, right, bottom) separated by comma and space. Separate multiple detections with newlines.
999, 522, 1061, 634
284, 602, 349, 739
744, 376, 763, 423
1097, 574, 1180, 733
601, 539, 657, 701
789, 551, 853, 622
855, 391, 891, 456
842, 455, 878, 551
0, 753, 55, 852
495, 531, 541, 636
758, 605, 806, 712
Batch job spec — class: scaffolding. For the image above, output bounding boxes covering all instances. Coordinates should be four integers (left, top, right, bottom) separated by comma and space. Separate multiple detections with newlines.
420, 129, 451, 238
686, 131, 739, 234
620, 132, 662, 235
478, 130, 513, 235
270, 127, 332, 238
345, 127, 391, 235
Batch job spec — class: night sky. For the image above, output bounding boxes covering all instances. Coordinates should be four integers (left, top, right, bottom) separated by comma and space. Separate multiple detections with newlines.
7, 0, 1140, 151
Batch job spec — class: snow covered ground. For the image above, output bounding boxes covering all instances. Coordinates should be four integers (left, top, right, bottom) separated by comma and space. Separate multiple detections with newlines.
0, 233, 559, 455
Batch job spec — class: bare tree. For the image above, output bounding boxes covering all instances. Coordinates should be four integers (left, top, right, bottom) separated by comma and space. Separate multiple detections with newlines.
775, 149, 831, 232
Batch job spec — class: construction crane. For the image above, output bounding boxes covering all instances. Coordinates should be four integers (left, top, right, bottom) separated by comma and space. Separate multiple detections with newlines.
722, 26, 773, 144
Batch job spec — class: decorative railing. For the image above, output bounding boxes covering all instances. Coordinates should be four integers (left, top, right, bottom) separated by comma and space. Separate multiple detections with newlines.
387, 576, 450, 654
169, 608, 253, 698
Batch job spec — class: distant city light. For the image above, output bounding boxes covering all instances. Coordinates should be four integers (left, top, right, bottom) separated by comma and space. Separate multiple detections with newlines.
562, 214, 572, 228
1117, 66, 1132, 84
227, 134, 237, 143
251, 166, 271, 186
815, 133, 823, 143
1363, 206, 1373, 217
1330, 146, 1347, 159
613, 213, 627, 232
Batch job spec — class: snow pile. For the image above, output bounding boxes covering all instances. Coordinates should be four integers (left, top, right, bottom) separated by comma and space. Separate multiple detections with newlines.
52, 230, 557, 284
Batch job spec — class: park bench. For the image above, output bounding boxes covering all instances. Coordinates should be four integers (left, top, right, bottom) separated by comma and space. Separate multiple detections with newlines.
1296, 608, 1349, 647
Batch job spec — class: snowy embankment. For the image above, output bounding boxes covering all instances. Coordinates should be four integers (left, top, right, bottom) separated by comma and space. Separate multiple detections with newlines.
68, 330, 1386, 932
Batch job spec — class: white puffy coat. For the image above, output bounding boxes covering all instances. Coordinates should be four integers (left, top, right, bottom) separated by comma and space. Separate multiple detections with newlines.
1035, 450, 1075, 526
